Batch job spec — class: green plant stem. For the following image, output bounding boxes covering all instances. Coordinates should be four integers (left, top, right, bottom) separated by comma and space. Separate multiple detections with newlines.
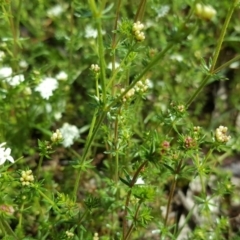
210, 1, 238, 73
18, 203, 24, 230
111, 0, 122, 94
134, 0, 147, 22
72, 109, 104, 201
124, 200, 143, 240
164, 159, 183, 226
78, 210, 89, 224
213, 55, 240, 74
122, 160, 148, 239
68, 0, 74, 71
89, 0, 107, 103
113, 107, 121, 182
187, 1, 237, 107
36, 155, 44, 180
96, 19, 107, 103
0, 215, 19, 239
200, 148, 214, 194
37, 189, 61, 212
186, 74, 211, 108
8, 0, 22, 71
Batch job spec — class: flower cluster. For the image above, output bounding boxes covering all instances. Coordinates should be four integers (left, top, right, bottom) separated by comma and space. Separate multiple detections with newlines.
51, 129, 63, 143
90, 64, 100, 73
195, 3, 216, 21
215, 126, 231, 143
132, 21, 145, 41
35, 77, 59, 100
184, 136, 196, 149
93, 233, 99, 240
65, 230, 74, 239
121, 79, 150, 102
0, 142, 14, 165
0, 66, 25, 86
20, 170, 34, 186
59, 123, 80, 147
56, 71, 68, 81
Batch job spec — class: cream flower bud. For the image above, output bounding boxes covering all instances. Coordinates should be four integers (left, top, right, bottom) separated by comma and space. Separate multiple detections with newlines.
195, 3, 216, 20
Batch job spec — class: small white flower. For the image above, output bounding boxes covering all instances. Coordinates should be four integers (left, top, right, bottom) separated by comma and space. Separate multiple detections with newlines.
156, 5, 170, 19
0, 142, 14, 165
135, 177, 145, 185
0, 66, 12, 79
85, 25, 98, 38
66, 230, 74, 238
24, 87, 32, 95
56, 71, 68, 81
170, 54, 183, 62
90, 64, 100, 72
47, 5, 64, 17
0, 51, 6, 61
35, 77, 58, 99
215, 125, 231, 143
51, 129, 63, 143
19, 60, 28, 68
20, 170, 34, 186
60, 123, 80, 147
107, 62, 120, 70
6, 74, 25, 86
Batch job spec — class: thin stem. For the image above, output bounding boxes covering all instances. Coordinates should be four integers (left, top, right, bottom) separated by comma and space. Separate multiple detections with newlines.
78, 210, 89, 224
37, 189, 61, 212
124, 201, 143, 240
113, 107, 121, 182
36, 155, 44, 180
187, 1, 237, 107
164, 159, 183, 226
213, 55, 240, 74
72, 110, 105, 201
0, 215, 19, 239
210, 1, 238, 73
68, 0, 74, 71
134, 0, 147, 22
186, 74, 210, 107
111, 0, 122, 78
122, 160, 148, 238
96, 19, 107, 103
89, 0, 107, 103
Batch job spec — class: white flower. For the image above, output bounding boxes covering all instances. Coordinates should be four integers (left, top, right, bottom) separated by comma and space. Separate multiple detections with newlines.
60, 123, 80, 147
0, 66, 12, 79
19, 60, 28, 68
56, 71, 68, 81
20, 170, 34, 186
51, 129, 63, 143
35, 77, 58, 99
195, 3, 216, 20
85, 25, 98, 38
0, 51, 6, 61
0, 142, 14, 165
107, 62, 120, 70
47, 5, 64, 17
215, 125, 231, 143
156, 5, 170, 19
6, 74, 25, 86
24, 87, 32, 95
135, 177, 145, 185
